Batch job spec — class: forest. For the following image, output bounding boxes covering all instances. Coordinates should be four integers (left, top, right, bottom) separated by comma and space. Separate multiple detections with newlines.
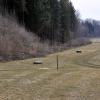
0, 0, 78, 42
0, 0, 97, 60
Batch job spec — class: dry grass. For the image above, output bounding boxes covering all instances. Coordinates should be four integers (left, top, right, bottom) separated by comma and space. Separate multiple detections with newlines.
0, 40, 100, 100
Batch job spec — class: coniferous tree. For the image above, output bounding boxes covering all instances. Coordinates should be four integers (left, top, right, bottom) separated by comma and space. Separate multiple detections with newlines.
69, 2, 77, 31
60, 0, 70, 42
50, 0, 60, 42
0, 0, 78, 43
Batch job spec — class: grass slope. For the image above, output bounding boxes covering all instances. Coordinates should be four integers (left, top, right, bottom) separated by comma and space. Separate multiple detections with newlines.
0, 41, 100, 100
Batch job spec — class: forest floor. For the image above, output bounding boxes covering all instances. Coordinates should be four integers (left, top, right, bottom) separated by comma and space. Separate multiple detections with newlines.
0, 38, 100, 100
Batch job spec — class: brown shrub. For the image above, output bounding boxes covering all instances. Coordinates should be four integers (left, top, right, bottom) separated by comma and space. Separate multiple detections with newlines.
0, 14, 39, 60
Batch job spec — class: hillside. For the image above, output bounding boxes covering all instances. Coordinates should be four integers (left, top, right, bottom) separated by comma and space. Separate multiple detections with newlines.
0, 0, 93, 61
0, 14, 92, 61
0, 39, 100, 100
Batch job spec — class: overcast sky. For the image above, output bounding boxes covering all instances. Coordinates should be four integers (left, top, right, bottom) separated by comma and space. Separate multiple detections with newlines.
71, 0, 100, 20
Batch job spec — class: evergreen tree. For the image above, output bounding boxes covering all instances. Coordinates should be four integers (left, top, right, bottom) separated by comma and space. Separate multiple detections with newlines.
0, 0, 78, 43
69, 2, 77, 31
50, 0, 60, 42
60, 0, 70, 43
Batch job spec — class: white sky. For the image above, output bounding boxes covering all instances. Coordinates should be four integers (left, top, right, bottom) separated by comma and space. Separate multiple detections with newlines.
71, 0, 100, 20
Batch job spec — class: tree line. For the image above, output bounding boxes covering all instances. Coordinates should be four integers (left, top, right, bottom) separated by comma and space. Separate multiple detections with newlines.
0, 0, 78, 43
76, 18, 100, 37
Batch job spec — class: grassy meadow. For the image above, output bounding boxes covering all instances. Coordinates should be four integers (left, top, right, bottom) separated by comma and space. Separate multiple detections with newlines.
0, 41, 100, 100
